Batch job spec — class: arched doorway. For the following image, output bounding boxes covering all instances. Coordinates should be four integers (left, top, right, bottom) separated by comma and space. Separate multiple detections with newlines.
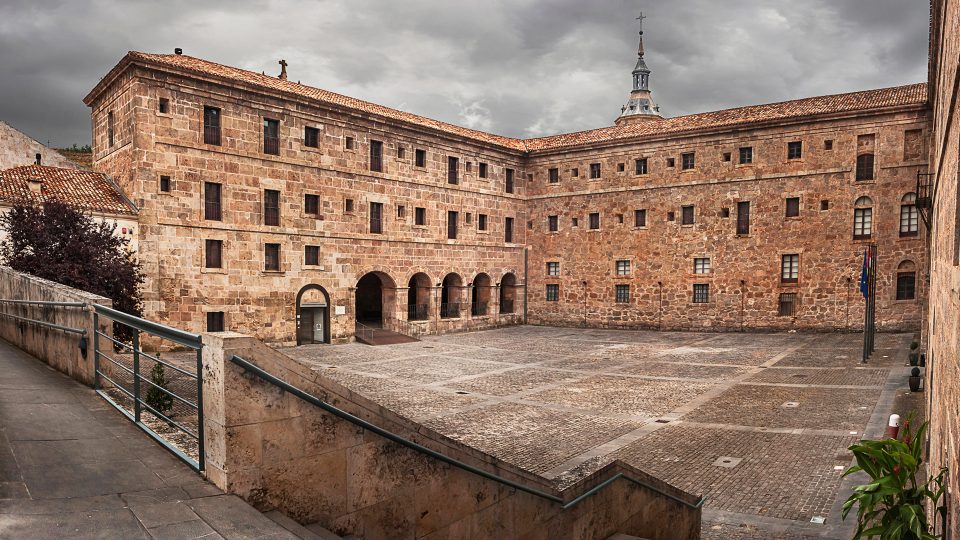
500, 272, 517, 314
471, 273, 492, 316
296, 284, 331, 345
407, 273, 431, 321
355, 272, 396, 327
440, 273, 463, 319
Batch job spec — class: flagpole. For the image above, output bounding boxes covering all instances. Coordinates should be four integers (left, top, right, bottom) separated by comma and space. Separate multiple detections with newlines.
861, 246, 869, 364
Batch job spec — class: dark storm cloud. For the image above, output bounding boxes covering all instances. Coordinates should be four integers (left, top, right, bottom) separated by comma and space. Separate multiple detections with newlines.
0, 0, 929, 147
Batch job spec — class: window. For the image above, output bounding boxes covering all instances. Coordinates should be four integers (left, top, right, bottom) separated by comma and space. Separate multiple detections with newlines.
634, 209, 647, 227
853, 196, 873, 240
666, 158, 676, 168
896, 261, 916, 300
345, 136, 354, 150
527, 173, 533, 182
824, 139, 833, 150
448, 157, 459, 184
681, 152, 695, 170
205, 239, 222, 269
546, 284, 560, 302
305, 245, 320, 266
158, 98, 169, 114
778, 293, 798, 316
159, 175, 171, 193
899, 193, 919, 237
204, 182, 222, 221
206, 312, 225, 332
616, 214, 624, 224
107, 111, 115, 147
589, 212, 600, 230
617, 163, 625, 172
739, 147, 753, 165
345, 198, 354, 212
572, 217, 579, 227
787, 141, 802, 160
397, 205, 406, 219
466, 213, 473, 225
736, 201, 750, 235
722, 152, 731, 162
548, 215, 558, 232
504, 217, 514, 242
369, 202, 383, 234
479, 163, 488, 178
478, 213, 487, 231
263, 119, 280, 155
203, 106, 221, 145
856, 153, 875, 181
615, 284, 630, 303
616, 260, 631, 276
415, 207, 426, 225
694, 257, 711, 274
785, 197, 800, 218
546, 262, 560, 276
635, 158, 648, 175
264, 243, 280, 271
304, 127, 319, 148
415, 149, 426, 167
590, 163, 601, 179
781, 254, 799, 283
693, 284, 709, 303
549, 168, 559, 183
369, 140, 383, 172
447, 211, 458, 239
304, 194, 319, 215
397, 146, 405, 159
571, 168, 579, 177
506, 168, 514, 193
721, 207, 730, 218
466, 162, 472, 173
667, 211, 675, 222
681, 205, 694, 225
263, 189, 280, 226
820, 200, 830, 211
904, 129, 923, 160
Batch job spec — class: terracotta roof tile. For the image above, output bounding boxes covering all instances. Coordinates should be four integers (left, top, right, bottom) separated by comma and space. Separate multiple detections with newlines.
0, 165, 137, 216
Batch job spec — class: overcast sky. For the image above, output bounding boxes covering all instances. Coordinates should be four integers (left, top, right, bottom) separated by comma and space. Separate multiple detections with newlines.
0, 0, 929, 148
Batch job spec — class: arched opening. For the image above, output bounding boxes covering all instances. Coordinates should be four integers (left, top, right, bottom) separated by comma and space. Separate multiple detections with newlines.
355, 272, 396, 327
853, 196, 873, 240
296, 284, 331, 345
500, 272, 518, 314
896, 260, 917, 300
440, 273, 463, 319
899, 192, 919, 237
471, 273, 492, 316
407, 272, 431, 321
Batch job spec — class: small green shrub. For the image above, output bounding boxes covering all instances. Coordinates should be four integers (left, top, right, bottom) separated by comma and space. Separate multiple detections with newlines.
145, 362, 173, 417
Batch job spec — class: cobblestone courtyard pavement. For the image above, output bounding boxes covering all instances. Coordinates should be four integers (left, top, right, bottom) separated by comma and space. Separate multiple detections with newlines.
283, 326, 916, 539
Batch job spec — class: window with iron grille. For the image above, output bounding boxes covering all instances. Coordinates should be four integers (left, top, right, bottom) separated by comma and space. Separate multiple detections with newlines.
264, 243, 280, 271
739, 147, 753, 164
778, 293, 798, 316
506, 168, 514, 193
369, 202, 383, 234
304, 126, 319, 148
478, 214, 487, 231
207, 312, 225, 332
634, 209, 646, 227
589, 163, 601, 179
900, 193, 919, 237
415, 149, 426, 167
204, 182, 222, 221
856, 154, 874, 181
635, 158, 648, 175
896, 272, 916, 300
108, 111, 115, 147
158, 98, 169, 114
694, 257, 710, 274
205, 239, 222, 269
546, 284, 559, 302
505, 217, 514, 242
448, 211, 458, 239
263, 119, 280, 155
787, 141, 802, 159
549, 168, 559, 183
693, 284, 709, 303
305, 245, 320, 266
853, 201, 873, 239
615, 284, 630, 304
370, 140, 383, 172
546, 262, 560, 276
263, 189, 280, 226
681, 152, 695, 170
736, 201, 750, 235
448, 157, 459, 184
616, 260, 630, 276
785, 197, 800, 217
159, 175, 171, 193
681, 205, 694, 225
781, 254, 799, 283
415, 207, 426, 225
548, 215, 558, 232
479, 163, 487, 178
589, 212, 600, 230
345, 136, 354, 149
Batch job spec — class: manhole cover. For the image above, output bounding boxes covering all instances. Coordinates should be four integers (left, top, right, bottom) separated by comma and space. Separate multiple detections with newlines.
782, 401, 800, 408
811, 516, 826, 524
712, 456, 742, 468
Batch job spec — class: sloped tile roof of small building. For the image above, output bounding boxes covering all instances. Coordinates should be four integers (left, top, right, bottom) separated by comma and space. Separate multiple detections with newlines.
98, 52, 927, 153
0, 165, 137, 216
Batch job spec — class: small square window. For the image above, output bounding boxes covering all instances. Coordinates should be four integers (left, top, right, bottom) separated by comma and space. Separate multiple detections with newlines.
305, 194, 319, 215
466, 161, 473, 173
397, 146, 405, 159
571, 168, 579, 177
546, 262, 560, 276
693, 284, 709, 303
572, 217, 579, 227
722, 152, 731, 162
345, 136, 354, 150
397, 205, 406, 219
615, 284, 630, 304
548, 215, 558, 232
159, 175, 171, 193
590, 163, 601, 179
785, 197, 800, 217
478, 214, 487, 230
415, 207, 426, 225
415, 149, 426, 167
721, 207, 730, 218
546, 284, 560, 302
681, 205, 695, 225
666, 158, 676, 168
158, 98, 169, 114
616, 214, 624, 224
305, 245, 320, 266
681, 152, 695, 170
479, 162, 488, 178
634, 209, 646, 227
739, 147, 753, 165
205, 239, 222, 269
527, 173, 533, 182
465, 212, 473, 225
616, 260, 631, 276
617, 163, 625, 172
304, 126, 320, 148
787, 141, 802, 159
667, 211, 675, 221
778, 293, 798, 316
548, 168, 559, 183
206, 312, 225, 332
635, 158, 648, 175
694, 257, 711, 274
824, 140, 833, 150
264, 243, 280, 271
589, 212, 600, 230
345, 199, 355, 213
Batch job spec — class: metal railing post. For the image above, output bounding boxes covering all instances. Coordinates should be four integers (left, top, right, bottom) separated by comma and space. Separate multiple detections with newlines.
93, 311, 101, 390
196, 342, 205, 472
132, 329, 141, 423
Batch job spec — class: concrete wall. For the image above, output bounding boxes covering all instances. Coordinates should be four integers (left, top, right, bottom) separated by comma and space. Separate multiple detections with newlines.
0, 266, 111, 385
201, 332, 702, 539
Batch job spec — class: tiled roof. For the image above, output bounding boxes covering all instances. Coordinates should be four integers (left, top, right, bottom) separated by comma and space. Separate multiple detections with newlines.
0, 165, 137, 216
100, 52, 926, 153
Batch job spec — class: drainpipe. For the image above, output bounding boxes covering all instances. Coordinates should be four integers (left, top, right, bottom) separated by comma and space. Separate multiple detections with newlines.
523, 247, 528, 325
582, 280, 588, 328
657, 281, 663, 331
740, 280, 746, 332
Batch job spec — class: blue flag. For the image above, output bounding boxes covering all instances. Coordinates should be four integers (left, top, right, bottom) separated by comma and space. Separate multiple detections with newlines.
859, 249, 869, 299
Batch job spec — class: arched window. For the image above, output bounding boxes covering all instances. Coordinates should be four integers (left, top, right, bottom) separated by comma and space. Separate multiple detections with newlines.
899, 193, 919, 237
896, 260, 916, 300
853, 196, 873, 240
856, 153, 875, 181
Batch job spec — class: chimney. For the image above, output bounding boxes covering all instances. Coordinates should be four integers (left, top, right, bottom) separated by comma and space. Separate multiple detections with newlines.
174, 48, 183, 55
27, 177, 42, 194
35, 153, 41, 165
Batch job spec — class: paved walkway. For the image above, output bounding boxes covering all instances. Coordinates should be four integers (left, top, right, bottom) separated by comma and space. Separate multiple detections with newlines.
0, 339, 300, 539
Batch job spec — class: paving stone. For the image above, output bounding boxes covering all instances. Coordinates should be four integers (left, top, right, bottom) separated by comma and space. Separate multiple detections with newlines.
527, 375, 715, 418
442, 368, 583, 396
745, 367, 887, 387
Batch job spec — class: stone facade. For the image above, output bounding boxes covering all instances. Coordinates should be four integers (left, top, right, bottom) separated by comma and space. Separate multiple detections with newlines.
0, 120, 83, 170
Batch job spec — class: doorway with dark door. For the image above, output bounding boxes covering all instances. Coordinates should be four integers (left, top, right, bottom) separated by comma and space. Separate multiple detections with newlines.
296, 284, 331, 345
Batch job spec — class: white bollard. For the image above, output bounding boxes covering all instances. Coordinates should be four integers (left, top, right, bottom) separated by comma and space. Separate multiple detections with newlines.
885, 414, 901, 439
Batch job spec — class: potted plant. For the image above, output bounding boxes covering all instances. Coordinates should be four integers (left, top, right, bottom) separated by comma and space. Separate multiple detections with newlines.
842, 420, 946, 539
909, 367, 922, 392
909, 341, 920, 366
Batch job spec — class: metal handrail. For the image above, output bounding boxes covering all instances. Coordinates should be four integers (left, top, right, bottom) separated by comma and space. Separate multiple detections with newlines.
229, 354, 705, 511
0, 311, 86, 335
383, 316, 420, 338
0, 299, 86, 308
354, 321, 375, 343
94, 304, 201, 349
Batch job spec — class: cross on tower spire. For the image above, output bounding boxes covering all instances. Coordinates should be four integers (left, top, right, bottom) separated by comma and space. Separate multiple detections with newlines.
636, 12, 646, 34
616, 11, 662, 124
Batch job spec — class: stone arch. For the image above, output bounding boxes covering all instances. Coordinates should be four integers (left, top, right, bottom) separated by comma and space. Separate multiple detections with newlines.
500, 272, 518, 314
295, 284, 331, 345
471, 272, 493, 316
355, 271, 397, 327
407, 272, 432, 321
440, 272, 464, 319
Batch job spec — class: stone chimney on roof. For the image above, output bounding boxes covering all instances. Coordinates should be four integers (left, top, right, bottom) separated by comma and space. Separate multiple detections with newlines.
278, 59, 288, 81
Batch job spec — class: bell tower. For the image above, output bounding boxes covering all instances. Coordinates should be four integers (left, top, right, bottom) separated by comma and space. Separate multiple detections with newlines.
616, 12, 663, 124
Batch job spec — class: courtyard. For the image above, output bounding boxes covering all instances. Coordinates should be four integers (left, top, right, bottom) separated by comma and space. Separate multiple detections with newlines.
284, 326, 918, 539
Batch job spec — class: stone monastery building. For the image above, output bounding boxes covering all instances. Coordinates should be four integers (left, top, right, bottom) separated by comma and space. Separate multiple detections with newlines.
82, 26, 929, 345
